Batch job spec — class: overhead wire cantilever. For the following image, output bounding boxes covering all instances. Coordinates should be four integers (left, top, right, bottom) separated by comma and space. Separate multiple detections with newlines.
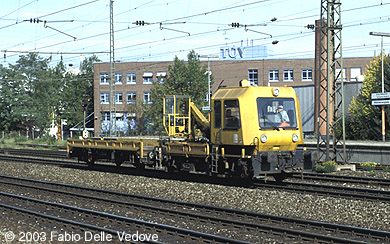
244, 26, 272, 38
43, 21, 76, 40
159, 22, 190, 36
24, 18, 76, 40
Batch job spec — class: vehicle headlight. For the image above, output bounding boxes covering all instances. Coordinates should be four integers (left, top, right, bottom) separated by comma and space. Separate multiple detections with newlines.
260, 134, 268, 143
272, 88, 280, 96
292, 134, 299, 142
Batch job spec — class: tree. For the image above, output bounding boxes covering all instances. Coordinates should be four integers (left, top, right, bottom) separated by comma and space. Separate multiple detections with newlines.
346, 53, 390, 140
124, 96, 147, 135
0, 53, 100, 136
60, 55, 100, 127
146, 50, 212, 133
0, 53, 52, 133
0, 64, 26, 131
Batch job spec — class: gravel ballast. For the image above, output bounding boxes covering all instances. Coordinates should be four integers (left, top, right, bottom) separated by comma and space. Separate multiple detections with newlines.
0, 160, 389, 235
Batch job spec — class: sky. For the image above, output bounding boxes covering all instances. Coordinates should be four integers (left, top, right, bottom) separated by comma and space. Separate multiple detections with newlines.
0, 0, 389, 70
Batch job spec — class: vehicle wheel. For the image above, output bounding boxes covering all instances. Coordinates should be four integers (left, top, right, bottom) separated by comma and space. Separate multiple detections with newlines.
134, 155, 145, 170
86, 150, 95, 167
115, 159, 123, 167
273, 173, 287, 182
167, 158, 178, 173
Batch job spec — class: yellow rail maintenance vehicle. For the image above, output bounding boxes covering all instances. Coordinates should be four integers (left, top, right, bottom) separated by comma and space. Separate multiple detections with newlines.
67, 79, 316, 181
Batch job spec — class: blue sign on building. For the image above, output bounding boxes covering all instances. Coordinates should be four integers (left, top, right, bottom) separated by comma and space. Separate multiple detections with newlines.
220, 43, 271, 60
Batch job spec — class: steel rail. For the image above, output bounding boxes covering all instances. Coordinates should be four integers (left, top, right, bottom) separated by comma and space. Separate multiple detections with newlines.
254, 180, 390, 202
0, 202, 160, 244
0, 148, 67, 158
0, 190, 251, 244
0, 154, 80, 166
4, 141, 390, 166
292, 172, 390, 187
1, 154, 389, 202
1, 174, 389, 244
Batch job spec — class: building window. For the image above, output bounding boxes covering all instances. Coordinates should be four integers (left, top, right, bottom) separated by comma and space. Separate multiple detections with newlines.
100, 92, 109, 104
116, 113, 124, 121
144, 91, 152, 104
283, 69, 293, 82
115, 72, 122, 84
302, 69, 312, 82
127, 116, 136, 131
100, 73, 109, 85
350, 67, 361, 81
143, 72, 153, 84
115, 92, 123, 104
336, 68, 346, 81
127, 92, 136, 104
102, 112, 110, 121
156, 71, 167, 83
127, 72, 136, 84
248, 69, 258, 86
269, 69, 279, 82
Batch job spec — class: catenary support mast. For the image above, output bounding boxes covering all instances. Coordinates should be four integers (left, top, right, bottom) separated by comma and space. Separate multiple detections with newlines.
109, 0, 116, 136
317, 0, 346, 163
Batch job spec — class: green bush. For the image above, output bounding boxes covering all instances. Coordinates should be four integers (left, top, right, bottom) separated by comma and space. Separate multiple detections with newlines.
35, 135, 57, 145
2, 131, 27, 143
4, 131, 19, 139
14, 135, 27, 143
314, 161, 337, 173
360, 161, 377, 171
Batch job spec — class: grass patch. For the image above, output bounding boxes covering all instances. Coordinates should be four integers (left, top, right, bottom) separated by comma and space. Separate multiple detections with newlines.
314, 161, 337, 173
360, 162, 377, 171
0, 133, 66, 149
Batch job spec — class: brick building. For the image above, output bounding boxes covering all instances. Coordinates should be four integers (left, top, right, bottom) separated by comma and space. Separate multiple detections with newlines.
93, 56, 372, 136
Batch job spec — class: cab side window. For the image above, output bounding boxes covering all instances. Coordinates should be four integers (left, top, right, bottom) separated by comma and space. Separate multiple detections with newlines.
214, 100, 221, 128
224, 100, 240, 129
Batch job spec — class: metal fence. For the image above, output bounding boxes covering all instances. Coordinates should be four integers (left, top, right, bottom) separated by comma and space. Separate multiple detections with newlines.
293, 81, 363, 137
0, 130, 38, 140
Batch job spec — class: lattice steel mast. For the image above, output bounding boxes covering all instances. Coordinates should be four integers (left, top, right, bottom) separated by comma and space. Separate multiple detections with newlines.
317, 0, 346, 163
109, 0, 116, 136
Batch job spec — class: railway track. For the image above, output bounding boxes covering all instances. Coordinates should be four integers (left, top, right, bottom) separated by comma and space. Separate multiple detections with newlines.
254, 180, 390, 202
292, 172, 390, 187
5, 139, 390, 167
1, 174, 389, 244
0, 148, 67, 159
0, 191, 251, 244
2, 146, 390, 173
1, 151, 389, 187
299, 141, 390, 165
1, 153, 390, 202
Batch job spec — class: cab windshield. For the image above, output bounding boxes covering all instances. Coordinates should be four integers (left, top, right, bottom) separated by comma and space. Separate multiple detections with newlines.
257, 97, 297, 129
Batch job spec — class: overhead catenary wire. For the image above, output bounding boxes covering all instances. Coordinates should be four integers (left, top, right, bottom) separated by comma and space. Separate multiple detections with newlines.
36, 0, 101, 19
0, 0, 389, 66
0, 0, 37, 20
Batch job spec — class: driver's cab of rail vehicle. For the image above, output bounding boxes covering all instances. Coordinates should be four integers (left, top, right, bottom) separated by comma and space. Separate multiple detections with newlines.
258, 99, 296, 129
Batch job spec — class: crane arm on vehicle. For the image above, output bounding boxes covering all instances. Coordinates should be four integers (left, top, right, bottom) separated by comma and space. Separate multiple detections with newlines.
190, 101, 210, 135
163, 95, 210, 139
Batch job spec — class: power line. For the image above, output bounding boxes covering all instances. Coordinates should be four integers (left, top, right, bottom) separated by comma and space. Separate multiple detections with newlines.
158, 0, 271, 23
1, 0, 389, 66
0, 0, 37, 20
36, 0, 101, 19
2, 50, 109, 54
